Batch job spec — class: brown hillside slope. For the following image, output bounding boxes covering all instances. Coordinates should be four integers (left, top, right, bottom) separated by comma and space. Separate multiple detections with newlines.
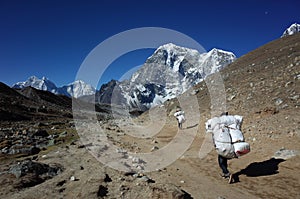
169, 33, 300, 198
134, 33, 300, 198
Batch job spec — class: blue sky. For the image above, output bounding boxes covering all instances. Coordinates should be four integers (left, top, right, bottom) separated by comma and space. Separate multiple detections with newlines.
0, 0, 299, 89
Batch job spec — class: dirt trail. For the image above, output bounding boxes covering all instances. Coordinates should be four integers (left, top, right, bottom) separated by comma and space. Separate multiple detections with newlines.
117, 102, 300, 198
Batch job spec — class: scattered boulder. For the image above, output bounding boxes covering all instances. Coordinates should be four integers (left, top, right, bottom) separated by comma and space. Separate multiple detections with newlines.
9, 160, 63, 179
97, 185, 108, 197
104, 174, 112, 182
8, 145, 41, 156
7, 160, 63, 189
151, 146, 159, 152
56, 180, 66, 187
273, 148, 298, 160
15, 173, 44, 189
70, 176, 76, 181
32, 129, 49, 138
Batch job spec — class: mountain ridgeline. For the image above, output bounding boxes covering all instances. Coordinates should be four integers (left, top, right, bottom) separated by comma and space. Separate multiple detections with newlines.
12, 44, 235, 111
8, 23, 300, 113
89, 44, 236, 111
13, 76, 96, 98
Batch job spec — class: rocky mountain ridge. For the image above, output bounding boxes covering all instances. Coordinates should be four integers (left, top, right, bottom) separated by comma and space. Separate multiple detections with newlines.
11, 22, 300, 106
91, 44, 236, 111
13, 76, 96, 98
0, 82, 73, 121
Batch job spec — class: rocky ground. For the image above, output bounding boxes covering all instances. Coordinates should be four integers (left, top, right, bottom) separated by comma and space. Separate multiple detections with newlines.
0, 105, 299, 199
0, 34, 299, 198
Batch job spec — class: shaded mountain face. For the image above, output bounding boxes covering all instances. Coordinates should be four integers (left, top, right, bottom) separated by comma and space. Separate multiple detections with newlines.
17, 87, 72, 109
13, 76, 95, 98
0, 82, 22, 97
0, 82, 31, 121
0, 83, 72, 121
94, 43, 236, 110
96, 80, 119, 104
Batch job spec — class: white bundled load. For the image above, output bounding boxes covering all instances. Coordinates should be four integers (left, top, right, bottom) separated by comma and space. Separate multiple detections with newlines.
174, 111, 185, 123
205, 115, 243, 132
205, 117, 220, 132
212, 127, 231, 143
206, 114, 250, 158
229, 129, 244, 143
233, 142, 250, 157
233, 115, 243, 129
215, 142, 236, 159
213, 127, 236, 158
219, 115, 243, 129
219, 115, 236, 125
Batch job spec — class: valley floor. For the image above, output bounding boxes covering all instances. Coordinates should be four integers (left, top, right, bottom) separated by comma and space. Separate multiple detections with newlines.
0, 105, 299, 199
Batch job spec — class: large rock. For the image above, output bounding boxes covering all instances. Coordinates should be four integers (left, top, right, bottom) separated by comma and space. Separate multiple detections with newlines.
9, 160, 63, 179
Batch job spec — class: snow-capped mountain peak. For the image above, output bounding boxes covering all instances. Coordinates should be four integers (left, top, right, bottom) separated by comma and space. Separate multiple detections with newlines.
146, 43, 200, 73
202, 48, 236, 73
13, 43, 235, 107
59, 80, 96, 98
12, 76, 95, 98
281, 23, 300, 37
13, 76, 57, 92
155, 43, 198, 54
95, 43, 236, 110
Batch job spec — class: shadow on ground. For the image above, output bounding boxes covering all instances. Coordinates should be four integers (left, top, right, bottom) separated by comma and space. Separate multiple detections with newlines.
232, 158, 285, 183
186, 124, 198, 129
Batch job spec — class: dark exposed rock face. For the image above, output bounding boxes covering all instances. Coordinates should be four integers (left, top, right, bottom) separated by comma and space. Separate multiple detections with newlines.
0, 83, 73, 122
96, 80, 119, 104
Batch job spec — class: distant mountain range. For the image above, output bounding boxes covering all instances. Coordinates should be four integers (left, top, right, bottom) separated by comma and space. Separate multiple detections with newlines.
12, 45, 236, 107
11, 22, 300, 110
12, 76, 96, 98
2, 22, 299, 121
87, 44, 236, 110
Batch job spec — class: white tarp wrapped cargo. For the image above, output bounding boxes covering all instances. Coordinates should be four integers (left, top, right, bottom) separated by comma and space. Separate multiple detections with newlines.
229, 129, 244, 143
206, 114, 250, 158
174, 111, 185, 123
205, 116, 220, 132
212, 127, 231, 143
233, 142, 250, 157
215, 141, 237, 159
205, 115, 243, 132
